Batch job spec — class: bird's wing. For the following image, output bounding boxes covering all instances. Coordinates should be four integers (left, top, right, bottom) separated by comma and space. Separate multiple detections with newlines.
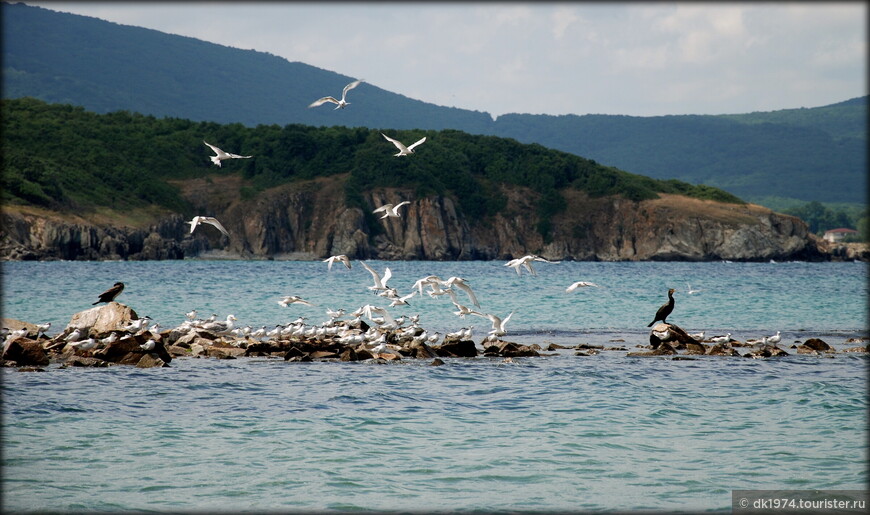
203, 141, 222, 154
407, 137, 427, 151
500, 312, 514, 330
395, 201, 410, 210
188, 216, 201, 233
339, 255, 352, 269
324, 256, 335, 270
225, 152, 252, 159
382, 267, 392, 287
381, 133, 408, 152
309, 96, 339, 108
202, 217, 230, 237
360, 261, 382, 286
341, 79, 363, 100
372, 204, 392, 214
453, 281, 480, 307
566, 282, 579, 292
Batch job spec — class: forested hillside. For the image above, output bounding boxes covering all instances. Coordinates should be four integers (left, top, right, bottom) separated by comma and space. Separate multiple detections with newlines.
1, 98, 742, 238
2, 2, 866, 209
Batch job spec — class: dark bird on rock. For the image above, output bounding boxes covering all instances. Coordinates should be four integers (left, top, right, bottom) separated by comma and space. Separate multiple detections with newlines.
93, 282, 125, 305
647, 288, 676, 327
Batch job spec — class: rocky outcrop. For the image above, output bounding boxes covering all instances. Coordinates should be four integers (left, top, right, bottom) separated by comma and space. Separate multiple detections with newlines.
1, 175, 841, 262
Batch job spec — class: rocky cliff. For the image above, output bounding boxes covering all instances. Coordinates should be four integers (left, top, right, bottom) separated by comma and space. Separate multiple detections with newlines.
0, 174, 848, 262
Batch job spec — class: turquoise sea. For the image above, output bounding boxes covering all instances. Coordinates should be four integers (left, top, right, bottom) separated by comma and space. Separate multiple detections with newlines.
2, 260, 868, 512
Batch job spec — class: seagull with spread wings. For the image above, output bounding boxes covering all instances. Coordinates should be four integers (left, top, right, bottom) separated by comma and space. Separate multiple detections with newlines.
187, 216, 230, 238
308, 79, 363, 109
203, 141, 252, 167
381, 133, 426, 156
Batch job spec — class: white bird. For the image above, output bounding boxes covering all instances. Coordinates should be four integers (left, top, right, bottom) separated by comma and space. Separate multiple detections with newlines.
35, 322, 51, 338
278, 295, 316, 308
187, 216, 230, 238
452, 301, 481, 318
687, 284, 703, 295
324, 254, 352, 270
360, 261, 392, 291
64, 328, 83, 342
472, 311, 513, 339
389, 291, 417, 307
70, 337, 98, 351
688, 331, 705, 340
308, 79, 363, 110
766, 331, 782, 345
185, 309, 198, 320
381, 133, 426, 157
504, 255, 559, 276
443, 277, 480, 308
412, 275, 445, 296
202, 314, 236, 334
203, 140, 252, 167
709, 333, 732, 344
372, 201, 411, 219
100, 333, 119, 346
566, 281, 599, 292
139, 339, 156, 351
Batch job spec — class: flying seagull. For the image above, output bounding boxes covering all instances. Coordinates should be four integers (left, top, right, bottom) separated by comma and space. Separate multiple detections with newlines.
360, 261, 392, 291
566, 281, 599, 292
203, 140, 252, 167
187, 216, 230, 238
373, 201, 410, 219
308, 79, 363, 109
278, 295, 316, 308
93, 282, 125, 305
381, 133, 426, 157
324, 255, 352, 270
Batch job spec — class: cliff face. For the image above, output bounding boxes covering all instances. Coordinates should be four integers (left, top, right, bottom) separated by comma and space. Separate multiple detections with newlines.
0, 175, 834, 262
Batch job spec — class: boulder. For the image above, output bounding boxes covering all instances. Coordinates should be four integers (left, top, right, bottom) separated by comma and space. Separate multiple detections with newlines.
628, 342, 677, 356
66, 302, 139, 335
801, 338, 834, 352
707, 343, 739, 356
435, 339, 478, 357
136, 353, 170, 368
2, 337, 50, 366
1, 318, 40, 338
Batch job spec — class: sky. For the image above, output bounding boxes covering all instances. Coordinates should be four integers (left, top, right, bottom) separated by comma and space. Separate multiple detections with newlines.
22, 1, 869, 118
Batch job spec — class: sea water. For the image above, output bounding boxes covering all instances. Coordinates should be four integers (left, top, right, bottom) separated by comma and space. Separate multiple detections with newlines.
1, 260, 868, 512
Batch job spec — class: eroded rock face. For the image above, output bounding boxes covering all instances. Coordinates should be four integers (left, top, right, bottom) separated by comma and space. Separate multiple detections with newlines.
66, 302, 139, 335
1, 176, 834, 262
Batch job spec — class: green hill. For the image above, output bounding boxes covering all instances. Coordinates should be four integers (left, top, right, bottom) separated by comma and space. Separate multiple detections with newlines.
1, 97, 743, 240
2, 2, 866, 207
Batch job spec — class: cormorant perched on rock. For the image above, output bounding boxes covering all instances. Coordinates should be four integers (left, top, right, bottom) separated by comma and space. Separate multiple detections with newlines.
647, 288, 676, 327
93, 282, 125, 305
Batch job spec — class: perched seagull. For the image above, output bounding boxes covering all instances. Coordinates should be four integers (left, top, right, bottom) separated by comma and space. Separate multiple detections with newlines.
688, 331, 705, 341
373, 201, 411, 219
100, 333, 119, 346
202, 314, 237, 334
308, 79, 363, 110
278, 295, 315, 308
64, 328, 83, 342
566, 281, 599, 292
93, 282, 125, 305
70, 337, 98, 351
203, 140, 252, 167
324, 254, 352, 271
187, 216, 230, 238
709, 333, 732, 344
766, 331, 782, 346
443, 277, 480, 308
360, 261, 392, 291
381, 133, 426, 157
185, 309, 198, 320
139, 339, 156, 352
35, 322, 51, 338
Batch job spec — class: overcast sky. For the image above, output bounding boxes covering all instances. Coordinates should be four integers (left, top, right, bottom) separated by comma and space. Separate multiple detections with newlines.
24, 1, 868, 118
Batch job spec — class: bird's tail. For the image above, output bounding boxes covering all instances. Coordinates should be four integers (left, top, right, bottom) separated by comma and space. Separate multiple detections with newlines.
647, 321, 654, 327
92, 301, 99, 305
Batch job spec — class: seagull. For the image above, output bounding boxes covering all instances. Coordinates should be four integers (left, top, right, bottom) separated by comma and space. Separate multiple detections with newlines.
203, 140, 252, 167
35, 322, 51, 338
278, 295, 315, 307
70, 337, 98, 351
185, 309, 198, 320
360, 261, 392, 291
139, 339, 156, 352
373, 201, 411, 219
202, 314, 237, 334
187, 216, 230, 238
443, 277, 480, 308
688, 331, 705, 340
93, 282, 125, 305
381, 133, 426, 157
452, 301, 481, 319
471, 311, 513, 339
687, 284, 703, 295
100, 333, 119, 346
308, 79, 363, 110
566, 281, 599, 292
388, 291, 416, 307
647, 288, 676, 327
64, 328, 83, 342
504, 255, 559, 276
709, 333, 732, 344
324, 254, 352, 270
766, 331, 782, 346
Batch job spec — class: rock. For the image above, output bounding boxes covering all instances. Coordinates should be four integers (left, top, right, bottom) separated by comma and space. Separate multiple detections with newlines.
339, 347, 359, 362
63, 356, 110, 367
628, 342, 677, 356
435, 339, 478, 357
2, 337, 50, 366
65, 302, 139, 335
136, 353, 170, 368
309, 350, 339, 360
802, 338, 834, 352
429, 358, 445, 366
707, 343, 739, 356
842, 345, 869, 353
496, 341, 540, 358
1, 318, 40, 338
